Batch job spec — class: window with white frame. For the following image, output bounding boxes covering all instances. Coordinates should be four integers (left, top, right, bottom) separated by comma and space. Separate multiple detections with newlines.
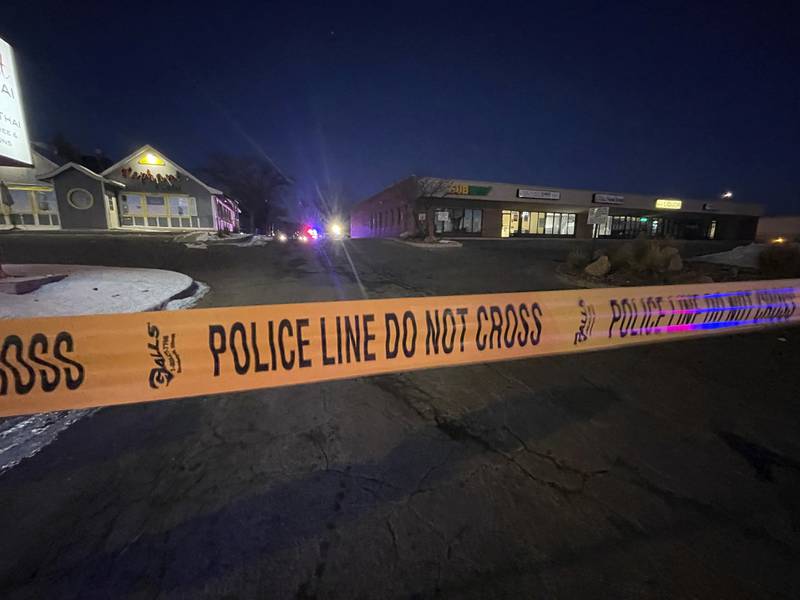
120, 193, 199, 228
1, 188, 60, 227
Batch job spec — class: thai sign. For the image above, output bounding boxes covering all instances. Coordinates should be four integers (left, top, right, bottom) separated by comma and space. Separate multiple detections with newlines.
0, 37, 32, 167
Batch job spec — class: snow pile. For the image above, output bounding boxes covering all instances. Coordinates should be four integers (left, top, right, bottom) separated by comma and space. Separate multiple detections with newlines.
182, 233, 272, 249
232, 234, 271, 247
0, 410, 91, 474
0, 264, 194, 318
691, 244, 765, 269
173, 231, 220, 243
0, 264, 205, 475
174, 231, 251, 245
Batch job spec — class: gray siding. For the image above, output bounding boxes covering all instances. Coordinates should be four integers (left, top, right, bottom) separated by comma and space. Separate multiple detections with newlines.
104, 154, 215, 228
53, 170, 107, 229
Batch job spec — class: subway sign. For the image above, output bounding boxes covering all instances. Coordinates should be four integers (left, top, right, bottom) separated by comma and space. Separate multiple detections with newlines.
448, 183, 492, 196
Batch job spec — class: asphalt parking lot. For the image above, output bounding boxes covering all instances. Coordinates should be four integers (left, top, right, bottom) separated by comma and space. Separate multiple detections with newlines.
1, 234, 799, 599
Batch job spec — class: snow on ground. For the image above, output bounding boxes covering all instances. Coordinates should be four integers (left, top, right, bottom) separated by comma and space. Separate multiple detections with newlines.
173, 231, 249, 243
0, 264, 205, 475
0, 264, 193, 318
232, 234, 271, 247
181, 232, 272, 249
174, 231, 257, 248
690, 243, 765, 269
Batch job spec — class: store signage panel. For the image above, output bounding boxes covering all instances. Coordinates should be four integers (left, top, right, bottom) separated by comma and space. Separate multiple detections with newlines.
448, 183, 492, 196
655, 198, 683, 210
0, 37, 32, 167
517, 189, 560, 200
587, 206, 610, 225
593, 193, 624, 205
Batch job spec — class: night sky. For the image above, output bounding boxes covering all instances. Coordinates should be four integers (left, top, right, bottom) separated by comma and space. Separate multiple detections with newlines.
3, 1, 799, 214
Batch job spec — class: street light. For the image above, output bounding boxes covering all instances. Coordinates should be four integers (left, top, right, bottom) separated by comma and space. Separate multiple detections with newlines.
721, 191, 733, 199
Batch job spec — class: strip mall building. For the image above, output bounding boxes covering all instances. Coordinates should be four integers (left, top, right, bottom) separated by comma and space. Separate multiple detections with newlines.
1, 144, 240, 232
350, 176, 763, 241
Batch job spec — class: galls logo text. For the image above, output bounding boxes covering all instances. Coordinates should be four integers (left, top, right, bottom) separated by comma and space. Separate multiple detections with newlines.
147, 323, 182, 389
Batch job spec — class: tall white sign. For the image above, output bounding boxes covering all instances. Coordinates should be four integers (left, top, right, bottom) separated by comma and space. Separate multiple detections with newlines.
0, 37, 32, 167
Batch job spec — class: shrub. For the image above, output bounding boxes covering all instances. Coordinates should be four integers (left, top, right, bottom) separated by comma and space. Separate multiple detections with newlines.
609, 242, 635, 271
758, 243, 800, 278
610, 239, 680, 274
566, 247, 591, 271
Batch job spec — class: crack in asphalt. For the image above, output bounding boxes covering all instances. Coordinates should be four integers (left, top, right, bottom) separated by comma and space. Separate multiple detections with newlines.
371, 374, 604, 496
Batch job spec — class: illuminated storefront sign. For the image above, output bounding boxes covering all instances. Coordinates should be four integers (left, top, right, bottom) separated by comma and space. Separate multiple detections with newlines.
593, 193, 624, 205
447, 183, 492, 196
655, 198, 683, 210
518, 189, 560, 200
138, 152, 166, 166
120, 167, 183, 188
0, 36, 32, 167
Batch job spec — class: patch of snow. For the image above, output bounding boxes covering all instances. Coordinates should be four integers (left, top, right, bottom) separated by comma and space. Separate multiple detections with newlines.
232, 234, 271, 247
395, 238, 463, 249
173, 231, 218, 243
0, 264, 194, 318
173, 231, 251, 245
690, 243, 765, 269
164, 280, 209, 310
0, 264, 199, 475
0, 409, 95, 474
184, 242, 208, 249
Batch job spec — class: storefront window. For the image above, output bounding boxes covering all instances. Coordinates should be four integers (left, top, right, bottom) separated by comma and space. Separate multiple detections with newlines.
36, 191, 56, 212
3, 189, 60, 228
9, 189, 31, 211
544, 213, 554, 234
434, 208, 482, 234
511, 211, 576, 237
146, 196, 167, 216
122, 194, 144, 215
521, 211, 530, 233
120, 194, 200, 228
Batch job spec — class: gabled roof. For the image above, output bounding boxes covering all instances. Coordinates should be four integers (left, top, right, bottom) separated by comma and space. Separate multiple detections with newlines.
39, 162, 126, 187
101, 144, 223, 195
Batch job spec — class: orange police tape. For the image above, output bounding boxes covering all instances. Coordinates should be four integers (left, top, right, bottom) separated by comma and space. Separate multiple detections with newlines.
1, 279, 799, 417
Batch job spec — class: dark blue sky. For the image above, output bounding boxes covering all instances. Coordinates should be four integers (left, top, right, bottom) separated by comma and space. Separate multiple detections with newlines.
4, 0, 799, 213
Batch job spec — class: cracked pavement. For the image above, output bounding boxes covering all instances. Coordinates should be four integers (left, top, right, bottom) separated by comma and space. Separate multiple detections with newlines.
1, 235, 799, 598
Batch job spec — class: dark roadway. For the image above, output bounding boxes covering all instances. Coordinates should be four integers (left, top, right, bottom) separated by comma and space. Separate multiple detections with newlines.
1, 234, 799, 599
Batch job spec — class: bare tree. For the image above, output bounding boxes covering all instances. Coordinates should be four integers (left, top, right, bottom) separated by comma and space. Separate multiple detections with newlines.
201, 154, 291, 233
415, 177, 454, 241
51, 132, 82, 164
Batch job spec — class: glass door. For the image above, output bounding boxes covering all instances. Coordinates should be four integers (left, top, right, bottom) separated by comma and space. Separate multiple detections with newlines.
501, 210, 511, 237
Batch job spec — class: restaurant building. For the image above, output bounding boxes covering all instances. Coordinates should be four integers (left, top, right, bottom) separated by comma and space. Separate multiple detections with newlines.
1, 144, 240, 232
0, 149, 60, 229
350, 176, 763, 241
44, 144, 240, 232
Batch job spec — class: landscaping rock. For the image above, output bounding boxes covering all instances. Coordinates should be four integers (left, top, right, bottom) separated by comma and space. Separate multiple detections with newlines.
584, 255, 611, 278
661, 246, 679, 258
667, 254, 683, 272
